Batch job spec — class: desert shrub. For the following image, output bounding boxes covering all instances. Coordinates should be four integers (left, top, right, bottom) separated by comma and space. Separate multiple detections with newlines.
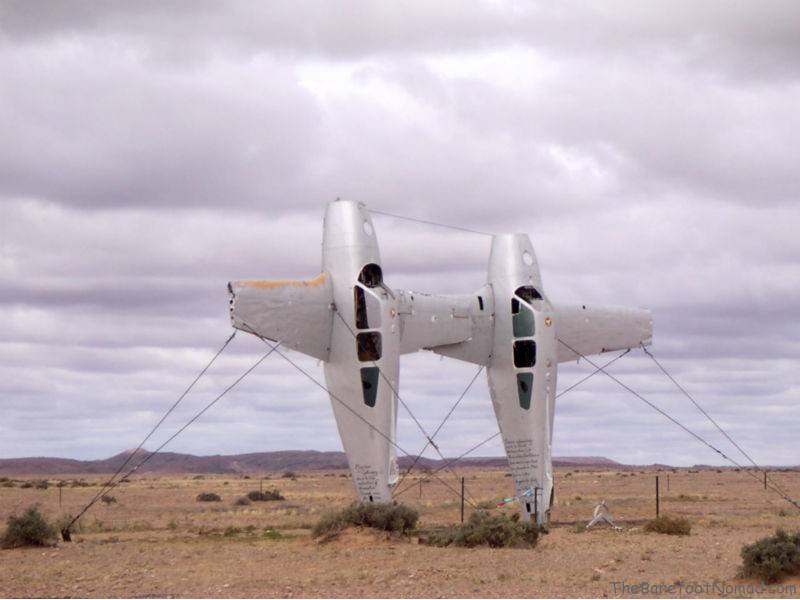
312, 502, 419, 538
263, 528, 285, 540
70, 479, 91, 488
740, 529, 800, 583
234, 496, 251, 506
167, 520, 178, 530
223, 526, 241, 537
196, 492, 221, 502
100, 494, 117, 505
34, 480, 48, 490
573, 522, 587, 534
281, 471, 296, 479
247, 489, 284, 502
2, 480, 15, 488
423, 511, 539, 549
20, 481, 33, 489
643, 515, 691, 536
192, 475, 204, 480
2, 506, 57, 548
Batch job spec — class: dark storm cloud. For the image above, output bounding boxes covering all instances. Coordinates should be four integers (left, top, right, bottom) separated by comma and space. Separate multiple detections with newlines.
1, 2, 798, 466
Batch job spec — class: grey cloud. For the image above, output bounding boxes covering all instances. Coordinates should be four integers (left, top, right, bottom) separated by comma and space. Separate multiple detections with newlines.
1, 2, 798, 467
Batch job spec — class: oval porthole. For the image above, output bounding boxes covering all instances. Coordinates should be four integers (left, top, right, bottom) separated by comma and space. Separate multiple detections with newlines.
522, 251, 533, 266
363, 221, 374, 236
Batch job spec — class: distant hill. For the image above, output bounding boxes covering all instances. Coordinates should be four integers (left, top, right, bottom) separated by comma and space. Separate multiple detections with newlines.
0, 450, 626, 476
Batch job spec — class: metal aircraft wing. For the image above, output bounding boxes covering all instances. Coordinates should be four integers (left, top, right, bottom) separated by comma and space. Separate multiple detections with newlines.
228, 274, 333, 361
395, 290, 475, 354
553, 304, 652, 362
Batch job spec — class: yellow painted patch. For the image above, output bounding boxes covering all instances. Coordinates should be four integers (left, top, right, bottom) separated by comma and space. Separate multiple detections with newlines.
239, 273, 327, 289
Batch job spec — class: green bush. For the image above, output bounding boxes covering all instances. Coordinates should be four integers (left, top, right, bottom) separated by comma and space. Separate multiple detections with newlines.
740, 529, 800, 583
424, 511, 539, 549
312, 502, 419, 539
643, 515, 691, 536
246, 489, 284, 502
196, 492, 221, 502
2, 506, 57, 548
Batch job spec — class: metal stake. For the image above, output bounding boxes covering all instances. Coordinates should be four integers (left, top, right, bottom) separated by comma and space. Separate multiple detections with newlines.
460, 477, 465, 523
656, 475, 660, 518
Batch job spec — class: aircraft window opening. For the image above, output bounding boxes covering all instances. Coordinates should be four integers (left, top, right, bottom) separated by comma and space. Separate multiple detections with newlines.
477, 296, 484, 311
511, 298, 520, 314
360, 367, 379, 407
526, 502, 531, 513
356, 332, 382, 361
512, 303, 535, 338
513, 340, 536, 368
517, 372, 533, 410
354, 287, 370, 329
515, 286, 543, 303
358, 263, 383, 288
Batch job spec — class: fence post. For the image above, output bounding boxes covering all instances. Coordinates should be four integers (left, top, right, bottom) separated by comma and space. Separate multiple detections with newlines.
764, 471, 767, 490
460, 477, 465, 523
656, 475, 660, 518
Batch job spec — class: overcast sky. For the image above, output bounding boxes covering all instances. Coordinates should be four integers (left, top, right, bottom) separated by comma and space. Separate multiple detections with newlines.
1, 1, 798, 467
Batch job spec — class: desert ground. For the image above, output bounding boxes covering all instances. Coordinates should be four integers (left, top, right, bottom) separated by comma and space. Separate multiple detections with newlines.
1, 466, 799, 598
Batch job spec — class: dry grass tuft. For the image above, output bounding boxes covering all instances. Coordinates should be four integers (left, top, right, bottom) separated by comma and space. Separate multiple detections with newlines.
312, 502, 418, 539
246, 489, 284, 502
423, 511, 539, 549
643, 515, 691, 536
196, 492, 222, 502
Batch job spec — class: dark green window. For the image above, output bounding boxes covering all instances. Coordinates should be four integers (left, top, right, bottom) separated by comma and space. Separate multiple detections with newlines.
360, 367, 380, 407
517, 373, 533, 410
512, 304, 535, 337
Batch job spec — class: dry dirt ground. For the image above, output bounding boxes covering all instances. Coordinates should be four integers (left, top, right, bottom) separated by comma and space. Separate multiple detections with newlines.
2, 467, 799, 598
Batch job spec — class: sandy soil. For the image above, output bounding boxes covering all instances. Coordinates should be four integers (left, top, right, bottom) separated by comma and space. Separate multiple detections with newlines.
1, 467, 799, 598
